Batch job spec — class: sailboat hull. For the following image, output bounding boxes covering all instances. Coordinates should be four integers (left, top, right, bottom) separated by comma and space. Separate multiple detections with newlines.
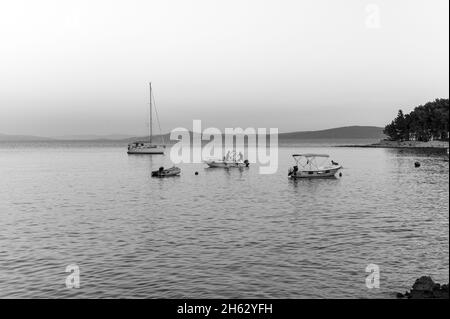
127, 145, 165, 154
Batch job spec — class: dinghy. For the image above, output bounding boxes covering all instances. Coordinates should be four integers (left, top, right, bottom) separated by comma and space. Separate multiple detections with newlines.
151, 166, 181, 177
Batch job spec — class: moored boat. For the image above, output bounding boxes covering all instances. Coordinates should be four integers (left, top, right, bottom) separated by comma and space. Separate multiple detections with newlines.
151, 166, 181, 177
128, 142, 165, 154
127, 82, 166, 155
204, 151, 249, 168
288, 153, 342, 178
204, 159, 249, 168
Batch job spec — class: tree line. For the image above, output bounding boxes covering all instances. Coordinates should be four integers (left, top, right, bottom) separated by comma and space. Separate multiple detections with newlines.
384, 98, 449, 142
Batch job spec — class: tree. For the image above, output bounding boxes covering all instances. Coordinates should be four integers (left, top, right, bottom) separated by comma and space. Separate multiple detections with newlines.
384, 99, 449, 142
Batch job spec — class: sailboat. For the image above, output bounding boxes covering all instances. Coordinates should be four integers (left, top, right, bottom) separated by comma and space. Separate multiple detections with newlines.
127, 82, 166, 155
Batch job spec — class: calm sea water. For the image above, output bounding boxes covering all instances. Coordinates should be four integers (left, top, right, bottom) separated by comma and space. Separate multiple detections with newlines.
0, 142, 448, 298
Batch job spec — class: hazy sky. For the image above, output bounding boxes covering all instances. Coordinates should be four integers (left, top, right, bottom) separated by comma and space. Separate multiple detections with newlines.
0, 0, 448, 136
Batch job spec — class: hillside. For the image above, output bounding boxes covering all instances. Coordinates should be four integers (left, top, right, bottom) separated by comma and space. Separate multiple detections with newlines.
1, 126, 385, 142
279, 126, 385, 140
0, 134, 54, 142
125, 126, 385, 143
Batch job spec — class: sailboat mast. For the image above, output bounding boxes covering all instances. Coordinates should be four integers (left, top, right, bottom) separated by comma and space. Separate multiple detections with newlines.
149, 82, 152, 143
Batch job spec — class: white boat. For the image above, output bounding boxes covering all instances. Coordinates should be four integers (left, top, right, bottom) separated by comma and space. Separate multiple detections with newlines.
127, 82, 166, 155
151, 166, 181, 177
128, 141, 165, 154
204, 159, 249, 168
288, 153, 342, 178
204, 151, 249, 168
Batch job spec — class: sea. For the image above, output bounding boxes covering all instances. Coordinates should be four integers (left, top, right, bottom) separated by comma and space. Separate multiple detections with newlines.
0, 140, 448, 298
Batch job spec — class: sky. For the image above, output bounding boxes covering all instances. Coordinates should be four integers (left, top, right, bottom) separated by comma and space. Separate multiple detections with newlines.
0, 0, 448, 136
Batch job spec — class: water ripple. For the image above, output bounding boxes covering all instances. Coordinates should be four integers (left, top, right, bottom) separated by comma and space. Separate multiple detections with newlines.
0, 144, 448, 298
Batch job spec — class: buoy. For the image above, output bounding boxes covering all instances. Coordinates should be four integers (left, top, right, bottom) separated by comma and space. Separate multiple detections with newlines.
195, 171, 199, 175
415, 162, 420, 168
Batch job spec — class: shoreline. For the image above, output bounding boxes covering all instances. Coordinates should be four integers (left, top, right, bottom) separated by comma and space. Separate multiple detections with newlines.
337, 140, 449, 150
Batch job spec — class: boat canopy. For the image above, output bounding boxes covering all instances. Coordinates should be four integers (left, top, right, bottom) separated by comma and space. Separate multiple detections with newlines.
292, 154, 330, 158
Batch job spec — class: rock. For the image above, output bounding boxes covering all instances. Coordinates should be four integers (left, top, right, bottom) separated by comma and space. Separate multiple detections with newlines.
403, 276, 449, 299
412, 276, 435, 291
433, 283, 449, 299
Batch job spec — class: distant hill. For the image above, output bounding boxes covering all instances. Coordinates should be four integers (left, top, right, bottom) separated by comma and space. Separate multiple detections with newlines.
0, 133, 54, 142
124, 126, 386, 143
1, 126, 385, 142
279, 126, 385, 140
54, 134, 136, 141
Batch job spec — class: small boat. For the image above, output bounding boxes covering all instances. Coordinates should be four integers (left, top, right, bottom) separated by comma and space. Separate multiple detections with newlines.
128, 82, 166, 155
204, 151, 249, 168
128, 142, 165, 154
288, 153, 342, 179
204, 159, 249, 168
151, 166, 181, 177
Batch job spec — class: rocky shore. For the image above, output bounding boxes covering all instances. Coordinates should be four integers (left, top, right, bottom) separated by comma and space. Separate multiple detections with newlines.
397, 276, 449, 299
371, 140, 449, 148
338, 139, 449, 149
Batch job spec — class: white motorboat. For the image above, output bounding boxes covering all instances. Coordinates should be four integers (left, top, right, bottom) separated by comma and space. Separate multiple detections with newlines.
128, 82, 166, 155
204, 151, 249, 168
288, 153, 342, 178
204, 159, 249, 168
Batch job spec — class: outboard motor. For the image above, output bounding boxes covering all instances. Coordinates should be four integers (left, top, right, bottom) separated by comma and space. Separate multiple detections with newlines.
244, 159, 249, 167
152, 166, 165, 177
289, 165, 298, 177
